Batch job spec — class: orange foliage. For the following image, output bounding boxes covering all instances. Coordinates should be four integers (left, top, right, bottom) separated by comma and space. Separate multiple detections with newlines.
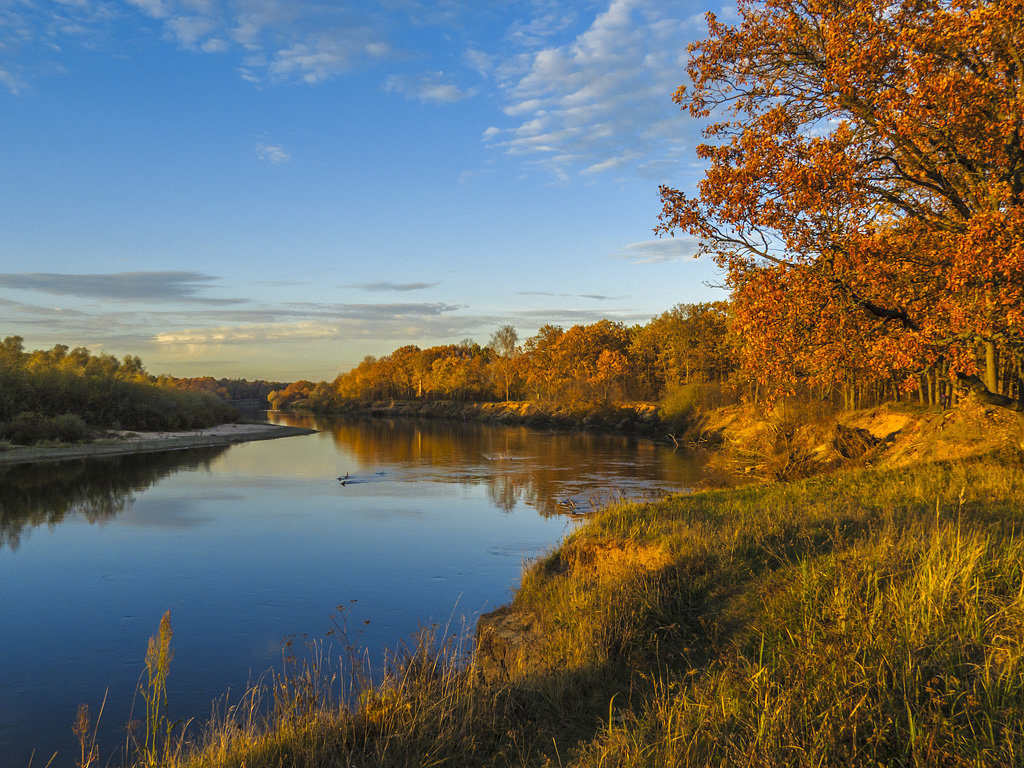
660, 0, 1024, 405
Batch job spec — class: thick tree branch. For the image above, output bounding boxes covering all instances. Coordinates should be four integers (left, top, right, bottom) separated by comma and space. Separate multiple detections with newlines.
956, 374, 1024, 411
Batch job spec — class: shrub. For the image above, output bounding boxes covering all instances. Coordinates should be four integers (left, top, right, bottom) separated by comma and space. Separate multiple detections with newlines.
0, 412, 92, 445
658, 383, 701, 428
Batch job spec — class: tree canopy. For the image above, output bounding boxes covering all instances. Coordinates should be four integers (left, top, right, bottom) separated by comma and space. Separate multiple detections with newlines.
659, 0, 1024, 408
268, 306, 737, 412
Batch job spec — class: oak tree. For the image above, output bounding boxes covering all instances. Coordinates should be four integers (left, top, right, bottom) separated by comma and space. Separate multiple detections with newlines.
660, 0, 1024, 408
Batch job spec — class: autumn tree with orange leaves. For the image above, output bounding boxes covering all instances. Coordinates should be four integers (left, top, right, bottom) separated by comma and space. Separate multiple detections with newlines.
660, 0, 1024, 410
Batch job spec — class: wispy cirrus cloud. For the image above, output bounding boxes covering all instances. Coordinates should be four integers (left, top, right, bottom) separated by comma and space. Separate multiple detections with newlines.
518, 291, 622, 300
505, 8, 582, 48
511, 306, 650, 325
155, 321, 341, 345
385, 71, 473, 104
0, 271, 245, 303
130, 0, 402, 84
351, 281, 440, 292
0, 0, 120, 92
291, 301, 465, 319
610, 237, 702, 264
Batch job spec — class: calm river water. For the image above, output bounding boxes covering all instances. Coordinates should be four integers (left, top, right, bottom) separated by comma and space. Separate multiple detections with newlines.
0, 414, 704, 767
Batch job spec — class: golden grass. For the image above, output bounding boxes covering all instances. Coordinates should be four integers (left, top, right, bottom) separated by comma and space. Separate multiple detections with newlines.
101, 450, 1024, 767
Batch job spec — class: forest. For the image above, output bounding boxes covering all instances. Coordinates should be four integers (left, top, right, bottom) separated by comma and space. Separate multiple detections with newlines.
270, 295, 1017, 417
0, 336, 242, 443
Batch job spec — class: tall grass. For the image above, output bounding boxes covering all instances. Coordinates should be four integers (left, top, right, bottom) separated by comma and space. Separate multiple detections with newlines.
100, 451, 1024, 767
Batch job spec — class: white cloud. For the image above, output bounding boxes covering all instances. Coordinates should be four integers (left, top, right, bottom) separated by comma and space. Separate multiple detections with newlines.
269, 35, 384, 84
0, 67, 26, 94
465, 48, 496, 77
155, 321, 339, 345
256, 142, 290, 164
165, 15, 217, 47
126, 0, 170, 20
0, 0, 712, 184
611, 237, 703, 264
485, 0, 708, 180
505, 10, 579, 48
4, 0, 398, 85
200, 37, 228, 53
0, 0, 122, 92
385, 71, 473, 104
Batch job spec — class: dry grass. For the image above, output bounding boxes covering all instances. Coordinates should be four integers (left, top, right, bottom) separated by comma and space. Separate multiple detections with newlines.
97, 450, 1024, 768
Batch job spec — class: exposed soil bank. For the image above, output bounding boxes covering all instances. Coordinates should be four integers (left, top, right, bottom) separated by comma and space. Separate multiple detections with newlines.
691, 398, 1024, 483
0, 423, 317, 466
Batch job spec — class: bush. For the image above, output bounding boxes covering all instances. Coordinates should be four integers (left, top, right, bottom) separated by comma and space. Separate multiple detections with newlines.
658, 383, 701, 428
0, 412, 92, 445
659, 382, 738, 429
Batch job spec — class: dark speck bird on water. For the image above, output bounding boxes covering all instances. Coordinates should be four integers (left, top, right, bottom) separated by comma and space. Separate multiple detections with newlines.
337, 472, 349, 481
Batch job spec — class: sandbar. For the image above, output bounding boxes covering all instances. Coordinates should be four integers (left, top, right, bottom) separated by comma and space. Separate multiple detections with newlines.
0, 423, 318, 466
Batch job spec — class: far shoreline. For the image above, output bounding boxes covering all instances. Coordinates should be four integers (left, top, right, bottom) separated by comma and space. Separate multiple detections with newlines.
0, 423, 318, 466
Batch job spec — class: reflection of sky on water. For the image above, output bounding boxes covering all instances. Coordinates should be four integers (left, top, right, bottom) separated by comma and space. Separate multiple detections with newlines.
0, 417, 704, 767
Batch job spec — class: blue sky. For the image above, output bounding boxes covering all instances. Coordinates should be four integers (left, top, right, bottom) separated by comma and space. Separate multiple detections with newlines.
0, 0, 731, 381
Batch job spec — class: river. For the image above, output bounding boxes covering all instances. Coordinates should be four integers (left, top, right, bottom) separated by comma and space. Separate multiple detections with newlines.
0, 413, 704, 767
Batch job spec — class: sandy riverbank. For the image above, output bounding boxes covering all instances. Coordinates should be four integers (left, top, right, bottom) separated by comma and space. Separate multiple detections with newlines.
0, 422, 318, 466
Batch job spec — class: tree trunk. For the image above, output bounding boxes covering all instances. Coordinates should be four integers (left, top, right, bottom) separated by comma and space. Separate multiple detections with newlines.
986, 341, 999, 395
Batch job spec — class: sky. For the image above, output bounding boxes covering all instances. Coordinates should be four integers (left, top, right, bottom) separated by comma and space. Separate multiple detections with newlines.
0, 0, 733, 382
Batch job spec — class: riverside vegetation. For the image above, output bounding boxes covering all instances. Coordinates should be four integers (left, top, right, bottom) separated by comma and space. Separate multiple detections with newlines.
71, 444, 1024, 768
0, 337, 286, 445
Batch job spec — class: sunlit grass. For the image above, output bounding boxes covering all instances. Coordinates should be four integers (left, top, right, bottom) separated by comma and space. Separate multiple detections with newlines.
99, 450, 1024, 767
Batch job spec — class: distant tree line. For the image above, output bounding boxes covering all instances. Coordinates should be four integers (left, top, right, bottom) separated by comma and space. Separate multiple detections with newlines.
269, 292, 1013, 418
153, 375, 286, 408
0, 336, 240, 444
269, 302, 737, 413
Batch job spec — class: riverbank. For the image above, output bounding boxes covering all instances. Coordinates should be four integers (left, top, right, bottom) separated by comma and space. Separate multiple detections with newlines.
109, 446, 1024, 767
300, 397, 1024, 487
314, 399, 664, 434
0, 423, 317, 466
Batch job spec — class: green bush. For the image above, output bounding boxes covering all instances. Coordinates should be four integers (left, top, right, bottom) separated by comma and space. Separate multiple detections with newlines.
659, 382, 736, 429
0, 412, 92, 445
658, 382, 701, 427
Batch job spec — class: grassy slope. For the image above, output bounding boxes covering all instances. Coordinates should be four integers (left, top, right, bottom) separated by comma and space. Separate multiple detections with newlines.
119, 451, 1024, 768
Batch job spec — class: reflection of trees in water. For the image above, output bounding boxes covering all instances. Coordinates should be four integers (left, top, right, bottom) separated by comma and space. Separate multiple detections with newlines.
276, 413, 702, 517
488, 474, 521, 514
0, 447, 229, 551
